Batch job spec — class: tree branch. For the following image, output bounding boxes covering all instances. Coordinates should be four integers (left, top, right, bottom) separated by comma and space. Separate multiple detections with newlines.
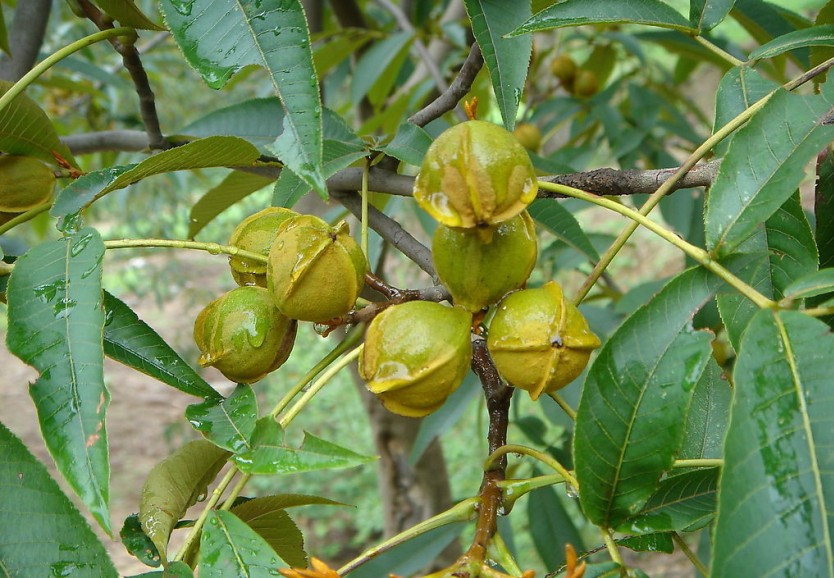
409, 43, 483, 127
62, 129, 150, 154
77, 0, 169, 150
0, 0, 52, 82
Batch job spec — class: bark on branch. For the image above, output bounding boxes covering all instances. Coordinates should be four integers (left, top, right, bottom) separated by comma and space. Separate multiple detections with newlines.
0, 0, 52, 82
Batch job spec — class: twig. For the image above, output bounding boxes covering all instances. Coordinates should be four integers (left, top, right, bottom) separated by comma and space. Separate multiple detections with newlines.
0, 0, 52, 82
331, 189, 437, 281
62, 129, 150, 154
409, 43, 484, 127
77, 0, 169, 150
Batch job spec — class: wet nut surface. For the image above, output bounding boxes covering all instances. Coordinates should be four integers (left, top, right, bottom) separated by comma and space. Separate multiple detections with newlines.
360, 301, 472, 418
487, 281, 600, 399
0, 155, 56, 213
229, 207, 297, 287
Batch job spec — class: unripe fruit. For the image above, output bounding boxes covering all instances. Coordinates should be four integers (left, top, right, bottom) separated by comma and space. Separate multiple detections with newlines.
550, 54, 577, 84
267, 214, 368, 323
487, 282, 600, 399
0, 155, 55, 212
573, 69, 599, 98
360, 302, 472, 418
413, 120, 538, 229
193, 286, 297, 384
513, 123, 542, 153
433, 211, 537, 312
229, 207, 297, 287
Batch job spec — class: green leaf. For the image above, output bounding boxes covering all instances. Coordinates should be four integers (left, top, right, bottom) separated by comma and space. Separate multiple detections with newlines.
623, 468, 719, 534
677, 359, 730, 463
812, 150, 834, 322
5, 228, 111, 533
712, 66, 779, 156
140, 440, 230, 564
160, 0, 325, 196
188, 171, 275, 238
553, 562, 622, 578
510, 0, 694, 36
231, 495, 342, 568
574, 267, 720, 528
731, 0, 812, 67
127, 561, 194, 578
199, 510, 286, 577
313, 28, 375, 77
619, 532, 674, 553
0, 80, 78, 167
186, 385, 257, 453
0, 421, 118, 577
348, 524, 463, 578
52, 136, 261, 217
716, 193, 817, 349
465, 0, 532, 130
232, 418, 375, 475
94, 0, 164, 29
705, 89, 834, 255
178, 98, 286, 150
103, 291, 220, 399
351, 30, 413, 105
783, 268, 834, 299
750, 24, 834, 61
712, 310, 834, 576
0, 3, 9, 55
120, 513, 162, 568
528, 483, 584, 568
528, 199, 600, 262
379, 122, 433, 167
690, 0, 735, 32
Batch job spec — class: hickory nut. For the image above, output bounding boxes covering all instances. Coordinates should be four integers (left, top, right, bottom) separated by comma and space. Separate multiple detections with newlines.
229, 207, 297, 287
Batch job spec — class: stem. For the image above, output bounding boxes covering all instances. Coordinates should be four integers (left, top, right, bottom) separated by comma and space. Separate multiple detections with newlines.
103, 238, 268, 264
547, 392, 576, 420
602, 528, 627, 575
277, 345, 363, 427
337, 497, 479, 576
498, 474, 566, 512
172, 467, 239, 563
0, 203, 50, 236
673, 533, 709, 577
0, 27, 136, 113
802, 306, 834, 317
485, 444, 578, 489
539, 181, 776, 310
488, 532, 523, 576
361, 159, 369, 260
693, 35, 744, 67
672, 458, 723, 469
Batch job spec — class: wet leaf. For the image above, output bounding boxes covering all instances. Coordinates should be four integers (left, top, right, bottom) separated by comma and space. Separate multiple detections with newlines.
574, 267, 720, 528
528, 483, 584, 569
139, 440, 230, 564
120, 513, 162, 567
161, 0, 325, 196
0, 421, 117, 577
712, 310, 834, 576
465, 0, 531, 130
103, 291, 220, 399
186, 385, 257, 453
232, 418, 375, 475
5, 228, 111, 533
199, 510, 286, 577
230, 501, 307, 567
619, 532, 674, 553
677, 359, 730, 464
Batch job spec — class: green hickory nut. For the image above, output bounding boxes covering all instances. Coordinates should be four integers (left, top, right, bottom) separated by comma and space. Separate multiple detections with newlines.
229, 207, 297, 287
0, 155, 55, 213
193, 286, 297, 384
413, 120, 538, 229
360, 301, 473, 418
487, 281, 600, 400
433, 211, 538, 312
267, 214, 368, 323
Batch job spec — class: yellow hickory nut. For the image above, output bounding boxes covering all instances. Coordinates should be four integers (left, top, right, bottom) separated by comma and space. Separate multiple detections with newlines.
550, 54, 578, 85
433, 211, 538, 313
360, 301, 473, 418
413, 120, 538, 229
0, 155, 56, 213
267, 214, 368, 323
487, 281, 600, 400
193, 286, 297, 384
229, 207, 298, 287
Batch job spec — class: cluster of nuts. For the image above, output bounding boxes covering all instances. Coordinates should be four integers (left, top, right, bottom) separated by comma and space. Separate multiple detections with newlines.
551, 54, 599, 98
359, 120, 600, 417
0, 155, 56, 225
193, 208, 368, 384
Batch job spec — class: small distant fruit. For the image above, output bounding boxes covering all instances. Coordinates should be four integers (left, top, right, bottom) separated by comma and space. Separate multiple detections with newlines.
550, 54, 577, 85
573, 69, 599, 98
513, 123, 542, 153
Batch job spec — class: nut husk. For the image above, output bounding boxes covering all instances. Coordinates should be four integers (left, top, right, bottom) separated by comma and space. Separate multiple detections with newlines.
433, 211, 537, 312
360, 301, 472, 418
487, 282, 600, 399
0, 155, 55, 212
413, 120, 538, 229
267, 214, 368, 323
229, 207, 297, 287
193, 286, 296, 384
